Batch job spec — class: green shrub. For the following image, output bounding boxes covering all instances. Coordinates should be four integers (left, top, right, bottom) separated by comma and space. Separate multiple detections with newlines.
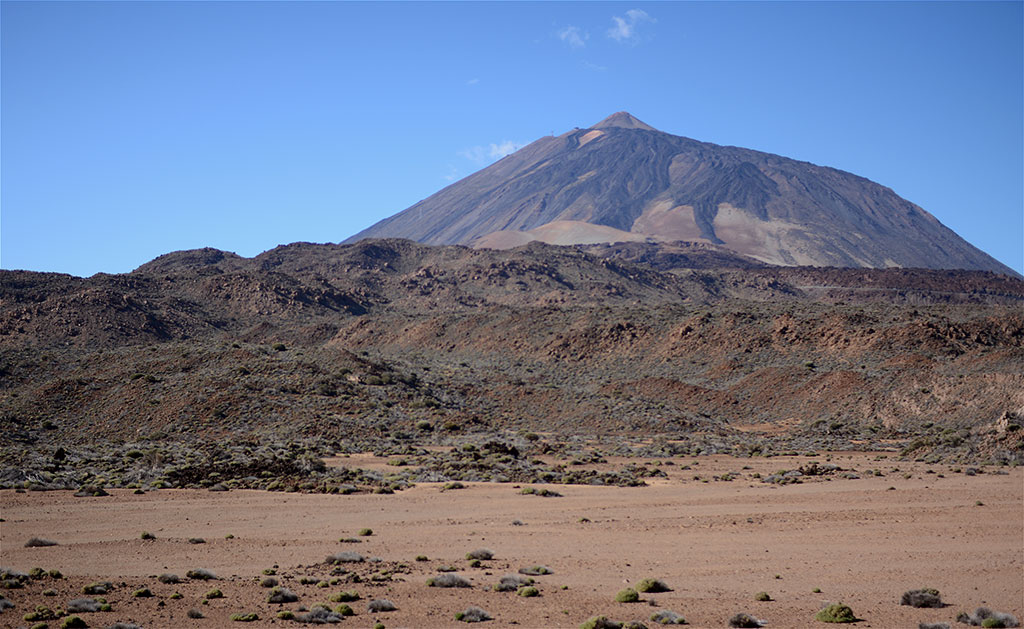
230, 612, 259, 622
357, 528, 373, 536
455, 606, 492, 622
334, 604, 354, 616
61, 617, 88, 629
636, 578, 671, 593
328, 591, 360, 602
277, 610, 295, 620
205, 588, 223, 599
650, 610, 686, 625
816, 603, 856, 623
133, 588, 153, 597
518, 586, 540, 597
580, 617, 623, 629
615, 588, 639, 603
755, 591, 771, 601
140, 531, 155, 540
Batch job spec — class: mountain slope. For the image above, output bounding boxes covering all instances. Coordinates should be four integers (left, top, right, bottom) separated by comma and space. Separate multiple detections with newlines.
346, 112, 1014, 275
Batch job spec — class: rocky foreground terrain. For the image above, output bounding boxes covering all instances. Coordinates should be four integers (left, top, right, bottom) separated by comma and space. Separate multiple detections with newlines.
1, 239, 1022, 495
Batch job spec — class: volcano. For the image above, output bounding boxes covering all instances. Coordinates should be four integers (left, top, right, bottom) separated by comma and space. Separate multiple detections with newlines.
346, 112, 1013, 275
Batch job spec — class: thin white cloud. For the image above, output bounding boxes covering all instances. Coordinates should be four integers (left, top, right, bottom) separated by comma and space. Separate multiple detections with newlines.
558, 25, 588, 49
458, 140, 526, 166
466, 78, 480, 85
608, 9, 654, 43
583, 61, 608, 72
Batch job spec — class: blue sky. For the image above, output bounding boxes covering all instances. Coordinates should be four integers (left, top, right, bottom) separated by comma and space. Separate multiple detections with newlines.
2, 1, 1021, 276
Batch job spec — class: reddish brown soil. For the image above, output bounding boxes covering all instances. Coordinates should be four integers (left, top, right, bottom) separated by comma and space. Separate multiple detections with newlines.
2, 453, 1020, 628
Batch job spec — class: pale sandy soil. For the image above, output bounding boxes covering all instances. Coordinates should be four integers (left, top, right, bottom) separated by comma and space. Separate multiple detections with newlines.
1, 453, 1021, 628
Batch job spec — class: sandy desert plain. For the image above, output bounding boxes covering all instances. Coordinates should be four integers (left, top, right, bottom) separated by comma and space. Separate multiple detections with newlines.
1, 451, 1021, 629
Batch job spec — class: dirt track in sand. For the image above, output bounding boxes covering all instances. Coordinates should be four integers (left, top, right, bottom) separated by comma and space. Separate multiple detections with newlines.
1, 453, 1021, 628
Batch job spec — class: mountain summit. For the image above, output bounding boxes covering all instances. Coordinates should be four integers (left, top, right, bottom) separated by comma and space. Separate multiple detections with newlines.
346, 113, 1014, 274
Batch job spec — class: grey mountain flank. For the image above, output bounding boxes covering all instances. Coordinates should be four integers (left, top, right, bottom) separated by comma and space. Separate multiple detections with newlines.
347, 112, 1014, 275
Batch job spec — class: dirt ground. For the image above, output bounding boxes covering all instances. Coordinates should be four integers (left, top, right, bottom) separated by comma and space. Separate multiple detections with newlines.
1, 452, 1021, 628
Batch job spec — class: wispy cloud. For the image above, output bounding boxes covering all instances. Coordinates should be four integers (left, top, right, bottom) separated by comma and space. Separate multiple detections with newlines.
459, 140, 526, 165
607, 9, 654, 43
558, 25, 588, 49
466, 78, 480, 86
583, 61, 607, 72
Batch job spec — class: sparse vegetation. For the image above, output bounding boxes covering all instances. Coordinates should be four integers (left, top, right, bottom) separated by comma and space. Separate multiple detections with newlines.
755, 591, 772, 602
132, 587, 153, 597
650, 609, 686, 624
140, 531, 155, 540
519, 565, 553, 576
367, 598, 397, 612
816, 603, 857, 623
24, 537, 58, 548
158, 573, 181, 584
427, 573, 471, 588
260, 576, 278, 587
205, 588, 224, 599
455, 606, 493, 623
494, 574, 533, 592
901, 588, 943, 608
328, 591, 360, 602
357, 528, 374, 536
82, 581, 113, 595
615, 587, 639, 603
61, 617, 88, 629
729, 613, 765, 628
230, 612, 259, 622
957, 607, 1020, 628
518, 585, 540, 597
466, 548, 494, 560
186, 568, 217, 580
636, 578, 671, 593
326, 551, 365, 564
267, 586, 298, 604
580, 616, 623, 629
187, 608, 205, 619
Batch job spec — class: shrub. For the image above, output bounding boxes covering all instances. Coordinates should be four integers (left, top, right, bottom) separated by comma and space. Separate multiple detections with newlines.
615, 588, 639, 603
519, 565, 553, 576
329, 591, 360, 602
205, 588, 224, 599
636, 578, 671, 593
919, 623, 951, 629
357, 528, 374, 536
334, 603, 355, 616
158, 573, 181, 584
816, 603, 857, 623
24, 606, 58, 621
301, 606, 339, 622
277, 610, 296, 620
650, 609, 686, 624
729, 613, 765, 628
188, 537, 206, 544
260, 576, 278, 588
61, 617, 88, 629
466, 549, 494, 560
456, 606, 493, 622
326, 551, 365, 564
170, 593, 183, 599
28, 567, 46, 580
47, 569, 62, 579
367, 599, 397, 612
82, 581, 113, 594
267, 587, 298, 604
186, 568, 217, 580
494, 575, 533, 592
339, 537, 362, 543
107, 624, 143, 629
133, 587, 153, 597
415, 555, 429, 562
24, 537, 58, 548
442, 482, 465, 491
427, 573, 471, 588
957, 608, 1021, 628
140, 531, 155, 540
230, 612, 259, 621
755, 592, 772, 602
518, 586, 540, 597
0, 596, 13, 611
42, 588, 57, 596
580, 617, 623, 629
187, 608, 204, 619
901, 588, 943, 608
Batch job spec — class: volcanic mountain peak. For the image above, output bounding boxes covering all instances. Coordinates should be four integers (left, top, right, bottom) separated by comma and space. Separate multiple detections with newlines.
346, 113, 1015, 276
592, 111, 657, 131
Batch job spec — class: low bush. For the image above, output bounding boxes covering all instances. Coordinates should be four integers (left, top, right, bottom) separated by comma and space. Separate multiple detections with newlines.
24, 606, 58, 621
132, 587, 153, 598
816, 603, 857, 623
518, 586, 540, 597
729, 613, 765, 628
901, 588, 943, 608
61, 617, 88, 629
187, 608, 204, 619
297, 605, 345, 623
158, 573, 181, 584
140, 531, 156, 540
957, 608, 1021, 628
188, 537, 206, 544
427, 573, 471, 588
636, 578, 671, 593
24, 537, 58, 548
650, 609, 686, 624
230, 612, 259, 622
326, 551, 365, 564
334, 603, 355, 616
455, 606, 493, 623
466, 548, 494, 560
615, 588, 639, 603
580, 617, 623, 629
186, 568, 217, 581
329, 591, 360, 602
494, 574, 533, 592
357, 528, 373, 536
82, 581, 113, 594
260, 576, 278, 588
205, 588, 224, 599
918, 623, 950, 629
755, 592, 772, 602
267, 587, 298, 604
519, 565, 553, 576
367, 599, 397, 612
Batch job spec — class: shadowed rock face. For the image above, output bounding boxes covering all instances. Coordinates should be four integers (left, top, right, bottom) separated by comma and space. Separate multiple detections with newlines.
346, 113, 1015, 276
